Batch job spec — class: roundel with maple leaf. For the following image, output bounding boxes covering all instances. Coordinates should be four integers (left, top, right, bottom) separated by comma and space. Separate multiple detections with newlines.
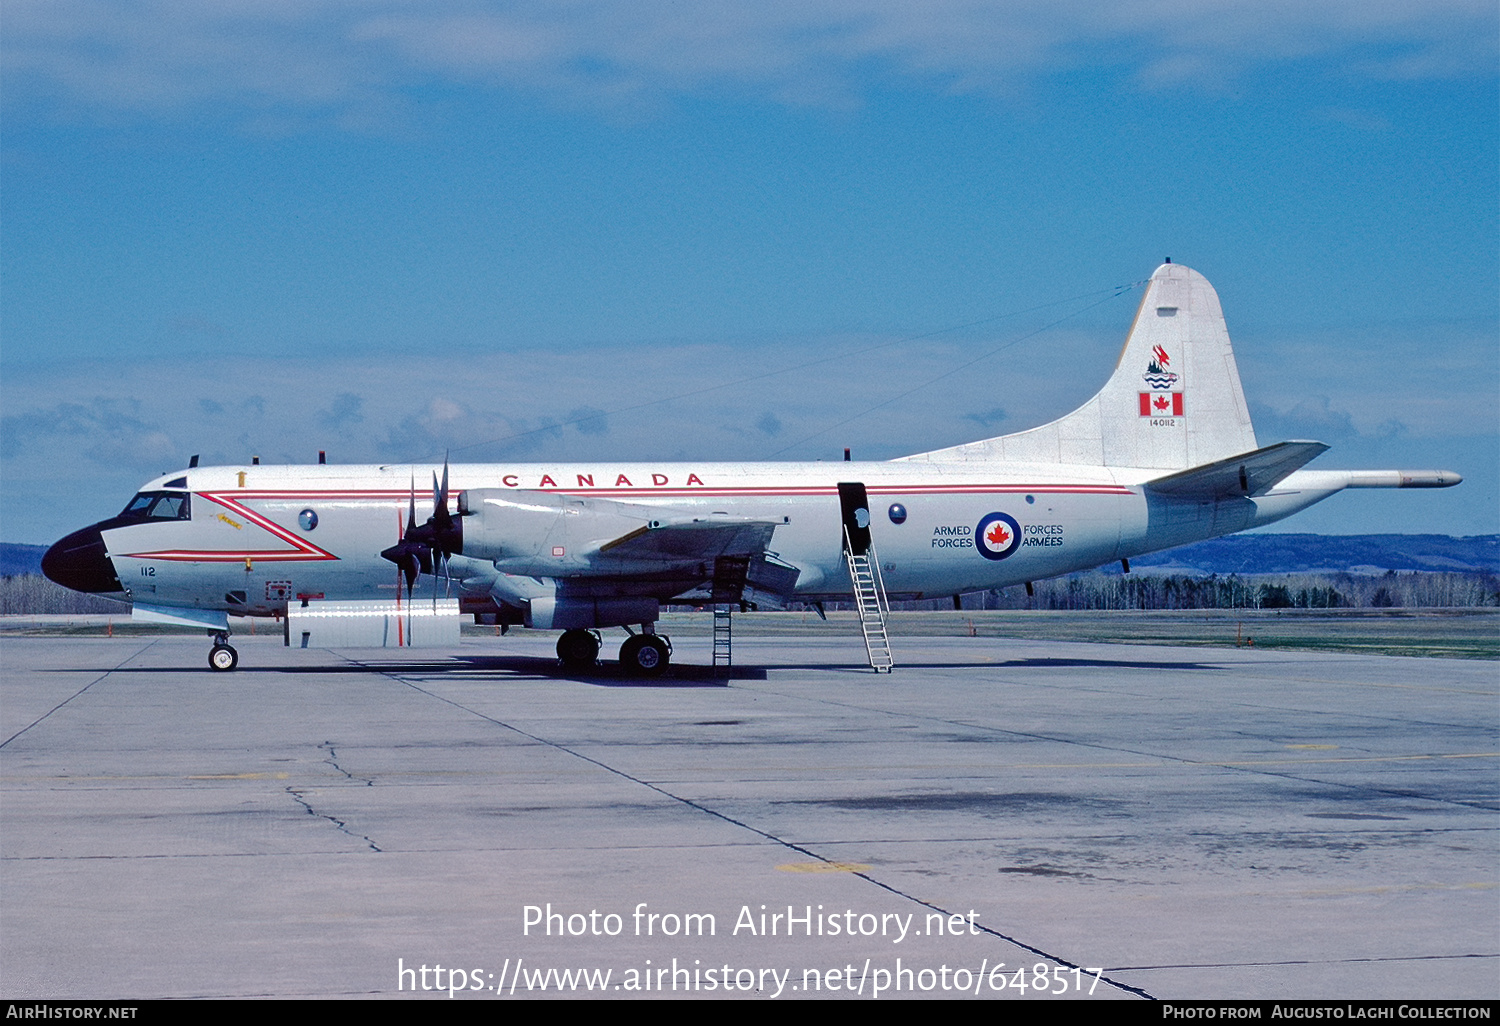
975, 511, 1022, 561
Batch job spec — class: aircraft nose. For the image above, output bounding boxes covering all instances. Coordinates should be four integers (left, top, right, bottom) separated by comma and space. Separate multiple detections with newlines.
42, 524, 124, 594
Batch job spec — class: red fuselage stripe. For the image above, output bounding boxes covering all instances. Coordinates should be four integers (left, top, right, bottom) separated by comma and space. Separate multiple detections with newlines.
122, 483, 1134, 561
206, 484, 1132, 499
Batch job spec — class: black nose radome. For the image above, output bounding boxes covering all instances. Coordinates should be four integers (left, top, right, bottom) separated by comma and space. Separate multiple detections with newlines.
42, 525, 124, 594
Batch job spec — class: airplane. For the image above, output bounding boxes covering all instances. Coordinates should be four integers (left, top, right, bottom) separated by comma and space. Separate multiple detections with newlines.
41, 262, 1461, 674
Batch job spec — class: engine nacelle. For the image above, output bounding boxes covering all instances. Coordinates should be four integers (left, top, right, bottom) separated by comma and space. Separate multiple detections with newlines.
458, 488, 656, 567
526, 596, 660, 631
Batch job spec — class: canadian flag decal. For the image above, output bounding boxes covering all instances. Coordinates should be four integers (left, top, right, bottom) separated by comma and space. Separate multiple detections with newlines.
1140, 392, 1184, 416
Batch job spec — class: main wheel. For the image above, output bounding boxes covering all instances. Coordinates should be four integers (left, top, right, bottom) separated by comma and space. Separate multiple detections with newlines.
556, 629, 601, 668
208, 644, 239, 672
619, 635, 670, 677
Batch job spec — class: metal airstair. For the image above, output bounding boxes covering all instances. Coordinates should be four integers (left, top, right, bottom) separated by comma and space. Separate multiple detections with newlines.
709, 556, 750, 676
712, 604, 733, 674
844, 526, 894, 672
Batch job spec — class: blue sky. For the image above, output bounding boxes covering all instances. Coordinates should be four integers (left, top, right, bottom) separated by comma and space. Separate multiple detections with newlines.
3, 1, 1496, 543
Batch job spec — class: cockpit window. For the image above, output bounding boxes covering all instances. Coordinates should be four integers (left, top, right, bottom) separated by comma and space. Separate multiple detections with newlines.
151, 495, 187, 518
120, 491, 192, 521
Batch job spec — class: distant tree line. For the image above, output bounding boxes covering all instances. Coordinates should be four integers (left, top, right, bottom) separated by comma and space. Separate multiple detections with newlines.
908, 570, 1500, 611
4, 568, 1497, 617
0, 575, 128, 615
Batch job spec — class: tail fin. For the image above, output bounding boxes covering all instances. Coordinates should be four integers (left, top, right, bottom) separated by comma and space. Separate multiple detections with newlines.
900, 263, 1257, 469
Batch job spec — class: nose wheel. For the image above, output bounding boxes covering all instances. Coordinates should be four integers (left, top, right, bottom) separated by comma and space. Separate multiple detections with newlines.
208, 631, 238, 672
619, 634, 670, 677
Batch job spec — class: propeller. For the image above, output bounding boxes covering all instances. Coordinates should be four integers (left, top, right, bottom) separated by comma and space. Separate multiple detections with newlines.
380, 459, 464, 601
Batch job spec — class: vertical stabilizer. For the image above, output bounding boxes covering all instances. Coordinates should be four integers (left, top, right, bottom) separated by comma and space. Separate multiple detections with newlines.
900, 263, 1257, 469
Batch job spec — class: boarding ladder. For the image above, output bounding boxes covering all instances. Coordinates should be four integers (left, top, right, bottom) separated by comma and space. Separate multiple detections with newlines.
712, 605, 733, 674
709, 556, 750, 676
844, 526, 894, 672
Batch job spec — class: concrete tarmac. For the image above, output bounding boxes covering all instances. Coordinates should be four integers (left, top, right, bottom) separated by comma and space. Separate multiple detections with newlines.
1, 629, 1495, 1000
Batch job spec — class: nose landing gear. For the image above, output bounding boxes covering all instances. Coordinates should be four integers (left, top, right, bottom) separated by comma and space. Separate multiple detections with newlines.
208, 631, 238, 672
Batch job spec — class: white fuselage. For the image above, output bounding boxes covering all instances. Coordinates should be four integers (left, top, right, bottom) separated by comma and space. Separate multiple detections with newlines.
104, 458, 1337, 618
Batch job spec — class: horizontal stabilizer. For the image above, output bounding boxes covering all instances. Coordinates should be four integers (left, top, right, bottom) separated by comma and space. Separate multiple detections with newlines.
1146, 441, 1329, 499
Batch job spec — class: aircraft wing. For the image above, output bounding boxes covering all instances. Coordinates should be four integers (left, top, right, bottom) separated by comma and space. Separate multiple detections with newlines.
597, 517, 778, 563
1144, 440, 1330, 499
591, 515, 800, 603
457, 487, 798, 598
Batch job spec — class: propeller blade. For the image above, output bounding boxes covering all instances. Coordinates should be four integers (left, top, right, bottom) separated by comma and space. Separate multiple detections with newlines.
382, 465, 461, 589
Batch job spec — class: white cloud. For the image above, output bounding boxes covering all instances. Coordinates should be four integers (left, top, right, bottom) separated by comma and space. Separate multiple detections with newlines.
1250, 395, 1358, 442
1238, 318, 1498, 439
4, 1, 1493, 124
4, 312, 1494, 540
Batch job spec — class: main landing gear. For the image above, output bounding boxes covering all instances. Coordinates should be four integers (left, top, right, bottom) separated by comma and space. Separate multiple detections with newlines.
618, 632, 671, 677
556, 626, 672, 677
208, 631, 238, 672
556, 629, 602, 669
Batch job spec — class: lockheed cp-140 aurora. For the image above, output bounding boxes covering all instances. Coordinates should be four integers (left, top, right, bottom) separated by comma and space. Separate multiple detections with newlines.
42, 263, 1460, 674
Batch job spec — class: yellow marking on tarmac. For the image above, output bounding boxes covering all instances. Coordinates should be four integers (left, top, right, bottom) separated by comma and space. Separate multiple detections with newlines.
777, 862, 871, 873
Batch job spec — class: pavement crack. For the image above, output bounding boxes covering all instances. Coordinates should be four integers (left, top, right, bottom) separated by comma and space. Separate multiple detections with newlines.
0, 641, 158, 749
319, 740, 374, 786
285, 786, 381, 852
378, 667, 1154, 1000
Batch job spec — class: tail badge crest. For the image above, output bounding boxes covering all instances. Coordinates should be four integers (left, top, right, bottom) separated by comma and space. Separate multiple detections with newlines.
1140, 345, 1184, 417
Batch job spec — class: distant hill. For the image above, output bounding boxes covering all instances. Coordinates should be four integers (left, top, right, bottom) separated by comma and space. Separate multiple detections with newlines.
1131, 534, 1498, 575
2, 544, 47, 577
